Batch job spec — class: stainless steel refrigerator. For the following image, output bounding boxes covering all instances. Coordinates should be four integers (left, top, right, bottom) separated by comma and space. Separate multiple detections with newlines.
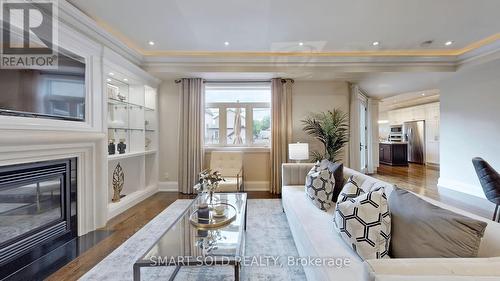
403, 121, 425, 164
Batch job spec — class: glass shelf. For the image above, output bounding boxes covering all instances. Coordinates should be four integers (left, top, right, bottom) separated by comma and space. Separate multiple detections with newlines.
144, 107, 155, 111
108, 127, 144, 131
108, 98, 145, 109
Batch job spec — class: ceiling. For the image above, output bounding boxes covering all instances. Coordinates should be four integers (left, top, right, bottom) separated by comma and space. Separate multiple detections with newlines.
68, 0, 500, 53
379, 89, 440, 112
67, 0, 500, 98
357, 72, 451, 98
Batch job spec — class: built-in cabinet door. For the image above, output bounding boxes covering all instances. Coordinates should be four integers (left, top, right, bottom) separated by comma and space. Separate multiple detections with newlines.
425, 103, 440, 121
426, 142, 440, 164
411, 105, 426, 120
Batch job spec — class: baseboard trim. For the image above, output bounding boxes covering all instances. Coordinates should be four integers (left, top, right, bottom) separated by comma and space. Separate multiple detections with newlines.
244, 181, 270, 191
437, 177, 485, 199
158, 181, 178, 192
426, 162, 440, 170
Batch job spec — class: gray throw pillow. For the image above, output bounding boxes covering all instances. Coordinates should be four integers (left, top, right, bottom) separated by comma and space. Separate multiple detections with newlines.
389, 187, 488, 258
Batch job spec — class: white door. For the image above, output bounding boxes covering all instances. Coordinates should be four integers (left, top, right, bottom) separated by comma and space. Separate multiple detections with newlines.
359, 101, 368, 173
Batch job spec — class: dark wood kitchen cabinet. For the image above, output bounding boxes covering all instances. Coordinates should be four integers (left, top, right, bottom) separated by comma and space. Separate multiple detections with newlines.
379, 143, 408, 166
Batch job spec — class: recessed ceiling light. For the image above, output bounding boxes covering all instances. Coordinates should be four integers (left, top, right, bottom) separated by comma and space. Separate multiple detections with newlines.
445, 41, 453, 46
224, 41, 230, 46
109, 72, 114, 76
421, 93, 426, 96
123, 78, 128, 82
148, 41, 155, 46
299, 42, 304, 46
420, 40, 434, 47
372, 41, 380, 46
106, 78, 111, 82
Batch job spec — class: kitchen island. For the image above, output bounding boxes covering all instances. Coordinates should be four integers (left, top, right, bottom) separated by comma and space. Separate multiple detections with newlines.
379, 142, 408, 166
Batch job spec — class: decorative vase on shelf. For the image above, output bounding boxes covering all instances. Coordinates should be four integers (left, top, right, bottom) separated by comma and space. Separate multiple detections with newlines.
108, 139, 116, 155
117, 139, 126, 154
117, 93, 126, 102
112, 163, 125, 202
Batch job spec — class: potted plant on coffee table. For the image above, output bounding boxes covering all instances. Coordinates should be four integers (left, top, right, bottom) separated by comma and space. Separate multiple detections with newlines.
195, 169, 225, 204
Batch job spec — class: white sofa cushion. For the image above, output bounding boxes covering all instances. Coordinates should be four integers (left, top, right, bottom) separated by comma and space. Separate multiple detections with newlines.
364, 257, 500, 281
305, 168, 335, 211
334, 183, 391, 260
282, 184, 365, 281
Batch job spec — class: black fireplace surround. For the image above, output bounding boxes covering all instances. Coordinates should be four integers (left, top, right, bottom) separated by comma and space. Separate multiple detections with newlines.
0, 158, 77, 280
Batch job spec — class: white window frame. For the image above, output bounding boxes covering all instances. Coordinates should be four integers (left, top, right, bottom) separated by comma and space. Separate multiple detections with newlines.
205, 101, 271, 148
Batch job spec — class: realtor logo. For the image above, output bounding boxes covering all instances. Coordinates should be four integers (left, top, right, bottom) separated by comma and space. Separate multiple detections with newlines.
1, 0, 58, 68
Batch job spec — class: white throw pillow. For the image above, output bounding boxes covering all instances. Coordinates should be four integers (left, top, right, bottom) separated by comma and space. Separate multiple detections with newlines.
333, 182, 391, 260
337, 176, 363, 203
305, 167, 335, 211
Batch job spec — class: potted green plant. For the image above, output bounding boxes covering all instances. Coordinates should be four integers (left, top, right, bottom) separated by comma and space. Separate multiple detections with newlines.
301, 109, 349, 162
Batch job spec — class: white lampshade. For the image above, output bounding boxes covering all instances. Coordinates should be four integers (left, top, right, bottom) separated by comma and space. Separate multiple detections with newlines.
289, 143, 309, 161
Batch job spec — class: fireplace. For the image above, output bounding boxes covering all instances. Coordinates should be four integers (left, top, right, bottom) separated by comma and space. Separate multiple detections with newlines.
0, 158, 77, 279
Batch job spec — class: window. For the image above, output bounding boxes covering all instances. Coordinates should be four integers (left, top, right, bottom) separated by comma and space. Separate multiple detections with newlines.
204, 83, 271, 147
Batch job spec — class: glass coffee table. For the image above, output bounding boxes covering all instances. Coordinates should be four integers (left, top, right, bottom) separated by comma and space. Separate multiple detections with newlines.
133, 193, 247, 281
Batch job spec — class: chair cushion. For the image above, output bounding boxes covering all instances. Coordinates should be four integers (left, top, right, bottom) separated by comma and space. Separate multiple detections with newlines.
217, 177, 241, 192
389, 186, 488, 258
334, 182, 391, 260
210, 151, 242, 177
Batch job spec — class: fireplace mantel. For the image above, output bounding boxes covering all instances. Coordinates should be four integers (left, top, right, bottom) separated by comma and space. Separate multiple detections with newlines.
0, 130, 107, 236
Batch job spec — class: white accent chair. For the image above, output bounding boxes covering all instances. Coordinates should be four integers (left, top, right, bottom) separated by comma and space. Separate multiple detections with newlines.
209, 151, 244, 192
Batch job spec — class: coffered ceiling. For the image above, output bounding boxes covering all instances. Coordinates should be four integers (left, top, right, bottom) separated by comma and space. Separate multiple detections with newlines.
68, 0, 500, 55
66, 0, 500, 97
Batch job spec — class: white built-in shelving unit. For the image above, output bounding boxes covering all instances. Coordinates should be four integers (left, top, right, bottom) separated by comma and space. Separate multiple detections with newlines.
104, 56, 159, 220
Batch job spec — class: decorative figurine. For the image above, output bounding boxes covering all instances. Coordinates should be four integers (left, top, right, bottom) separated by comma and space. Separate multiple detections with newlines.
112, 163, 125, 202
117, 139, 126, 154
108, 139, 116, 155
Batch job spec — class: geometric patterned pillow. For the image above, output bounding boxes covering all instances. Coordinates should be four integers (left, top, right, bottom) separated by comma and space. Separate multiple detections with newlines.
333, 186, 391, 260
305, 168, 335, 211
337, 176, 363, 203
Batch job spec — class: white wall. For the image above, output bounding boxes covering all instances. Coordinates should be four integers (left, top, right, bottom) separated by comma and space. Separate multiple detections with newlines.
291, 81, 350, 164
438, 59, 500, 198
158, 80, 180, 185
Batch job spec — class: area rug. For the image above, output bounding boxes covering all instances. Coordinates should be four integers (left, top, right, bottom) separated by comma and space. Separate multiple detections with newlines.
80, 199, 306, 281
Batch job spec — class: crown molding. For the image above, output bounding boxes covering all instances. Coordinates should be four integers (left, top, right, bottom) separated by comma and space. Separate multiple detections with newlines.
58, 0, 143, 65
61, 1, 500, 75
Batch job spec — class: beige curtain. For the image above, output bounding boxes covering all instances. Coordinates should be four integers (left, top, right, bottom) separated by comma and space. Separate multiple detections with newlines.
178, 78, 204, 194
270, 78, 293, 194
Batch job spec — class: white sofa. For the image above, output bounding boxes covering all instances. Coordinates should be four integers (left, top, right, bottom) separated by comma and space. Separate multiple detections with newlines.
281, 163, 500, 281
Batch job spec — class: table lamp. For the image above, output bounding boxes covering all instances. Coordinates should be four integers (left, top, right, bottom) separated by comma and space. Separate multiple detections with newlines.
289, 142, 309, 163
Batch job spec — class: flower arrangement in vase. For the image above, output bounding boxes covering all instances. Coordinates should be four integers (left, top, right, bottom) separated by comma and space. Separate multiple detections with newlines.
194, 169, 225, 204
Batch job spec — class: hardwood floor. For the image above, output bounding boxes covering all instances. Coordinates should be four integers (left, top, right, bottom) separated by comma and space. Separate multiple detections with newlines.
372, 163, 440, 198
373, 163, 495, 219
46, 191, 278, 281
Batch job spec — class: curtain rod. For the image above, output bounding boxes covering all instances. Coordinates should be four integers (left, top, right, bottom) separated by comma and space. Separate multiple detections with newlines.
204, 80, 271, 84
175, 79, 294, 84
